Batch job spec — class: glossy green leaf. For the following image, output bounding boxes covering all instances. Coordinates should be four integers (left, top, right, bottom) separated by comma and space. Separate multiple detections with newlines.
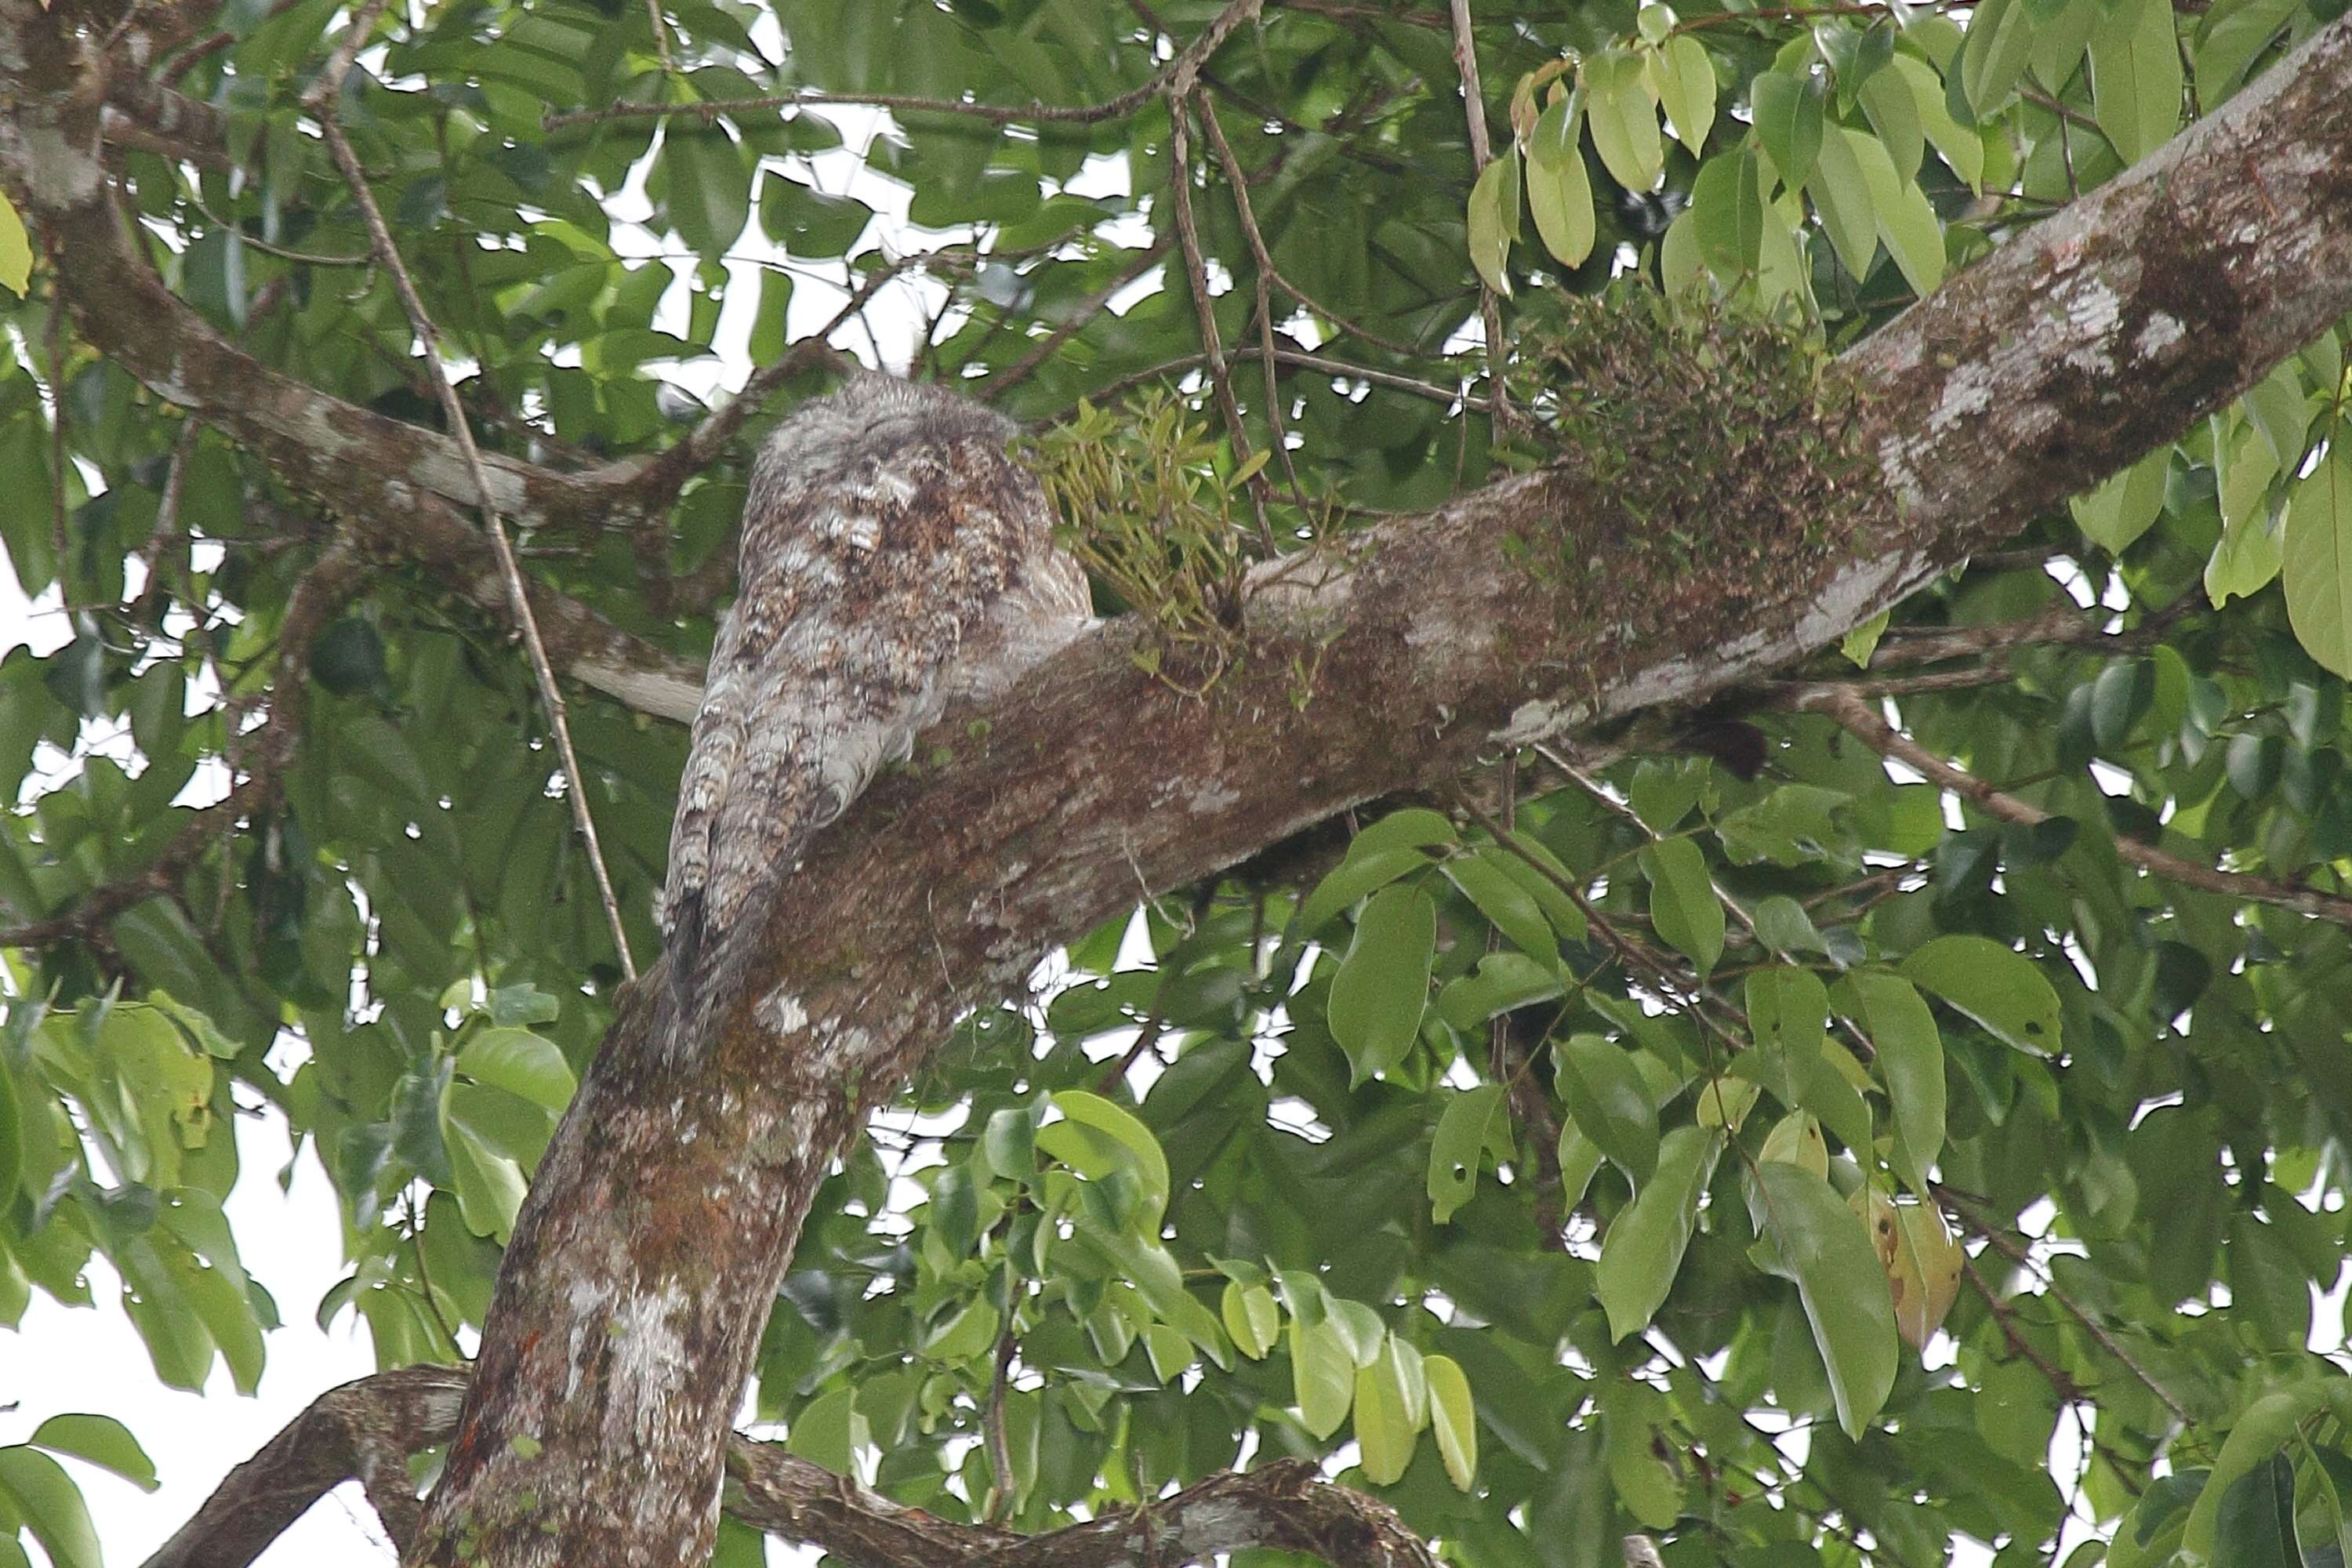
0, 1448, 100, 1568
1751, 70, 1824, 191
1595, 1125, 1722, 1340
1753, 1163, 1898, 1439
1220, 1281, 1279, 1359
1040, 1091, 1171, 1231
1554, 1033, 1659, 1186
2072, 445, 2171, 554
1847, 971, 1944, 1191
1428, 1083, 1510, 1222
2089, 0, 2184, 165
1354, 1337, 1426, 1484
456, 1027, 577, 1112
1641, 838, 1723, 976
2285, 446, 2352, 678
1467, 150, 1521, 297
1327, 886, 1437, 1083
1526, 94, 1596, 267
1291, 1313, 1355, 1439
1424, 1352, 1477, 1491
27, 1416, 158, 1492
1901, 935, 2061, 1055
1585, 51, 1664, 191
1648, 36, 1716, 155
0, 191, 27, 295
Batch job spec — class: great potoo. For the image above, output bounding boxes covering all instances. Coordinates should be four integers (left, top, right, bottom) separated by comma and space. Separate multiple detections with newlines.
659, 372, 1092, 1035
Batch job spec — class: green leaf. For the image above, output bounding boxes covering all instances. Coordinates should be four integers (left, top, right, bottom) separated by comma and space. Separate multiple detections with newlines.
1805, 118, 1878, 282
0, 191, 28, 295
1326, 886, 1437, 1084
923, 1298, 1001, 1363
1424, 1352, 1478, 1491
1641, 838, 1723, 976
1960, 0, 2036, 113
27, 1416, 158, 1492
1846, 971, 1944, 1192
1585, 51, 1665, 191
1294, 829, 1437, 936
1648, 36, 1716, 155
2089, 0, 2183, 165
1900, 935, 2061, 1055
1526, 94, 1596, 267
1595, 1125, 1723, 1339
981, 1101, 1042, 1181
1751, 70, 1824, 191
1221, 1281, 1279, 1359
661, 128, 753, 259
2182, 1385, 2352, 1558
1690, 147, 1765, 280
1753, 1163, 1899, 1439
2071, 445, 2171, 554
1290, 1313, 1355, 1439
2209, 1453, 2297, 1568
2209, 419, 2285, 606
0, 1058, 19, 1210
0, 1447, 101, 1568
1354, 1337, 1425, 1485
1841, 610, 1889, 668
783, 1386, 863, 1475
2284, 447, 2352, 678
1893, 56, 1983, 191
1466, 150, 1521, 297
1039, 1090, 1171, 1230
1144, 1322, 1194, 1383
1444, 849, 1558, 964
1834, 125, 1943, 296
1555, 1033, 1659, 1186
1436, 952, 1566, 1030
456, 1027, 576, 1112
1428, 1083, 1510, 1223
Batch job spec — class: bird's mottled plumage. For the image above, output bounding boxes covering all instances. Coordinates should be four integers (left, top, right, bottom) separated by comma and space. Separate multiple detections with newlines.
660, 372, 1091, 1033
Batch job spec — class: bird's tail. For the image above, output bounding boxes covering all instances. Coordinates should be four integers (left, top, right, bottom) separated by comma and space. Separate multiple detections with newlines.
663, 891, 710, 1054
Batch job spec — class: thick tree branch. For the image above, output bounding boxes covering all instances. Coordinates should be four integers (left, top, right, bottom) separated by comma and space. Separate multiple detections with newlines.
143, 1366, 1430, 1568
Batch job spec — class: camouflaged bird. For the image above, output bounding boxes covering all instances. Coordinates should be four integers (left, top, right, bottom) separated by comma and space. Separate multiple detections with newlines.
659, 372, 1091, 1045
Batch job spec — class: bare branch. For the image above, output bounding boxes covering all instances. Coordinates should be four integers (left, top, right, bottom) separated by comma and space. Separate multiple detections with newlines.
145, 1365, 1434, 1568
1795, 682, 2352, 926
1446, 0, 1515, 428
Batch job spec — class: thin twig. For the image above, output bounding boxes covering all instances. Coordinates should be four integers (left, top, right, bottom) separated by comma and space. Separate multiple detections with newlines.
47, 296, 69, 599
1196, 100, 1312, 510
541, 0, 1265, 129
1796, 684, 2352, 927
1446, 0, 1515, 430
307, 42, 639, 981
1167, 92, 1280, 554
129, 419, 203, 630
1941, 1188, 2192, 1425
1065, 343, 1488, 425
643, 0, 677, 73
979, 236, 1173, 402
984, 1328, 1018, 1523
